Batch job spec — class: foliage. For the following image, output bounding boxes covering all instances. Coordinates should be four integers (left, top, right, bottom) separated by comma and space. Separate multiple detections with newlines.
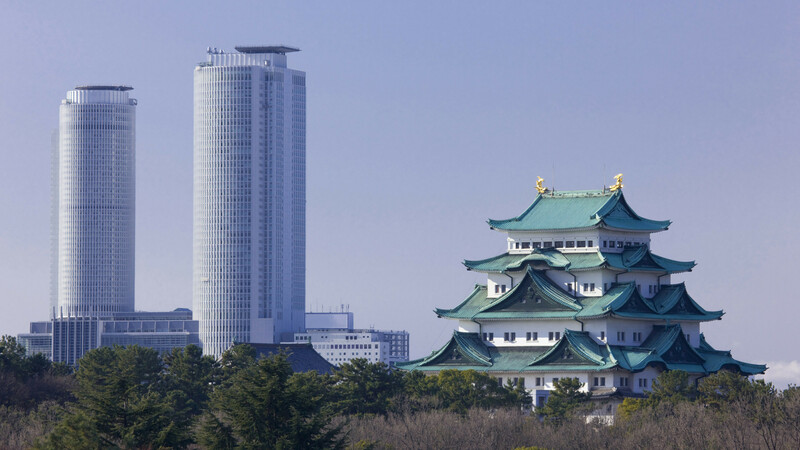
649, 369, 696, 406
39, 345, 190, 449
536, 377, 592, 422
331, 358, 403, 416
199, 352, 345, 449
0, 335, 75, 409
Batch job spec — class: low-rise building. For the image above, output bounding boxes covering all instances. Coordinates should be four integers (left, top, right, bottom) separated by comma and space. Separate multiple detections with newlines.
292, 312, 409, 367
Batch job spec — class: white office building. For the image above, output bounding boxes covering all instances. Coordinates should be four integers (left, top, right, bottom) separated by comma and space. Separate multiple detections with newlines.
58, 86, 136, 317
19, 85, 199, 364
193, 46, 307, 357
294, 312, 410, 367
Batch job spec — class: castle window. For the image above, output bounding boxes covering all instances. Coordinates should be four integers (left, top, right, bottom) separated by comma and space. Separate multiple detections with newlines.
600, 331, 605, 341
555, 332, 561, 340
567, 283, 573, 293
489, 333, 494, 341
498, 377, 503, 387
501, 284, 507, 293
548, 332, 554, 341
535, 377, 542, 386
552, 377, 559, 384
521, 242, 531, 249
554, 241, 564, 248
620, 377, 628, 387
617, 331, 625, 342
590, 283, 595, 292
532, 332, 538, 340
532, 242, 541, 249
495, 285, 500, 294
483, 333, 488, 340
566, 241, 575, 248
504, 332, 510, 341
577, 241, 586, 247
515, 242, 520, 249
588, 240, 593, 247
544, 241, 553, 247
526, 332, 531, 341
603, 240, 607, 247
604, 283, 608, 291
583, 283, 589, 291
617, 241, 624, 248
626, 242, 632, 246
510, 332, 516, 341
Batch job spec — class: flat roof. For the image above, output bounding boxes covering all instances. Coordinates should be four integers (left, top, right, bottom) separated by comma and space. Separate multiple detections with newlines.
234, 45, 300, 54
75, 85, 133, 91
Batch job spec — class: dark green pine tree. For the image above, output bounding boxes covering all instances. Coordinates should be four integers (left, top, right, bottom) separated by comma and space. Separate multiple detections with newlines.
198, 352, 345, 449
537, 377, 592, 422
40, 345, 187, 449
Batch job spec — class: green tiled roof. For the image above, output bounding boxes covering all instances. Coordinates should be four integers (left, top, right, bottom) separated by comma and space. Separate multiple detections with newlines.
396, 326, 765, 376
437, 269, 719, 322
577, 282, 723, 321
464, 246, 695, 274
487, 190, 671, 232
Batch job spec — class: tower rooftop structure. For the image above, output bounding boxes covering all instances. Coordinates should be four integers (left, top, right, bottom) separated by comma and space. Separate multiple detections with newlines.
234, 45, 300, 54
399, 180, 765, 418
74, 85, 133, 91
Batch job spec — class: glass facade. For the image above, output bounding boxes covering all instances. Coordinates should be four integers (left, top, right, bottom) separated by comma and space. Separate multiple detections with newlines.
57, 87, 136, 317
193, 48, 306, 357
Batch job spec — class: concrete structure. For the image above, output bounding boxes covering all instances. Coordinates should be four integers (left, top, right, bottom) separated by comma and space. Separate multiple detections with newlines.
57, 86, 136, 317
19, 85, 199, 364
19, 309, 200, 365
193, 46, 307, 357
399, 182, 765, 416
293, 312, 409, 367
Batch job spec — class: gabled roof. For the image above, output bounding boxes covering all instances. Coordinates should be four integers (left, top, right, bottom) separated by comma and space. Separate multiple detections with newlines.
464, 246, 694, 274
396, 325, 765, 376
577, 282, 722, 322
436, 268, 580, 320
438, 272, 718, 322
487, 190, 671, 232
649, 283, 723, 319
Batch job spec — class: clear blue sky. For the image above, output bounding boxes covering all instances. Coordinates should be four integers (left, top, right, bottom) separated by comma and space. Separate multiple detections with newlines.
1, 1, 798, 385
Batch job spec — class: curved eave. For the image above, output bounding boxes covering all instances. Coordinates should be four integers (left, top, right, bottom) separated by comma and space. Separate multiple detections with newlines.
610, 311, 724, 322
598, 221, 671, 233
487, 223, 601, 233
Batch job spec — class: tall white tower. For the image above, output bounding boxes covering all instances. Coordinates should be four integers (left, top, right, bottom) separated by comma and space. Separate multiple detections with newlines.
57, 86, 136, 318
193, 46, 306, 357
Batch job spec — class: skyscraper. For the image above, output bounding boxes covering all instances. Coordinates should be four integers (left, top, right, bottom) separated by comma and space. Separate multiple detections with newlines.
58, 86, 136, 317
193, 46, 306, 357
20, 85, 201, 364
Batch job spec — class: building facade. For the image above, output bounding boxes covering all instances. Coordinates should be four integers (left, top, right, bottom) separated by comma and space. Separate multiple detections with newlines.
19, 309, 200, 365
293, 312, 409, 367
193, 46, 306, 357
57, 86, 136, 317
398, 181, 765, 415
19, 85, 199, 364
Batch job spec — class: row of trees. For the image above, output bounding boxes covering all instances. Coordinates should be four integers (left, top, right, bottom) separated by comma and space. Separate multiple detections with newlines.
3, 334, 798, 449
0, 337, 530, 448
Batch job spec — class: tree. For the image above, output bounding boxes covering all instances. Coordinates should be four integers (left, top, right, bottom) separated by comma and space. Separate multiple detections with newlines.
648, 370, 696, 406
434, 370, 522, 414
199, 353, 345, 449
161, 344, 219, 445
40, 345, 186, 449
331, 359, 403, 416
537, 377, 591, 422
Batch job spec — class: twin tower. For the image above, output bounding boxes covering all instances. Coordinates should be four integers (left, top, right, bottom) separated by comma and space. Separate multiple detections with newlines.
38, 46, 306, 361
